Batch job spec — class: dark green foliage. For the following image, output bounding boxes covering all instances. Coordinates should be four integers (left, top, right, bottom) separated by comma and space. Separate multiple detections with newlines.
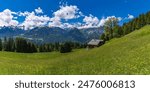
39, 44, 52, 52
39, 42, 85, 53
113, 25, 123, 37
3, 38, 15, 52
100, 33, 105, 40
39, 45, 45, 52
12, 42, 16, 52
66, 42, 86, 49
60, 42, 72, 53
54, 42, 60, 51
15, 38, 37, 53
26, 42, 37, 53
0, 39, 2, 51
103, 17, 119, 40
102, 10, 150, 41
2, 37, 37, 53
3, 37, 7, 51
122, 12, 150, 34
4, 38, 14, 52
15, 38, 28, 53
1, 38, 85, 53
31, 43, 37, 53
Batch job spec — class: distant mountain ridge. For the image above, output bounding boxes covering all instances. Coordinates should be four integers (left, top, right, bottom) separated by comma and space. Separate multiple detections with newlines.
0, 26, 25, 37
0, 26, 103, 44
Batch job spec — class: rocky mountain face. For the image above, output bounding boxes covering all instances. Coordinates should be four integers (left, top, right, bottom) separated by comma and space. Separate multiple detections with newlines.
0, 26, 103, 44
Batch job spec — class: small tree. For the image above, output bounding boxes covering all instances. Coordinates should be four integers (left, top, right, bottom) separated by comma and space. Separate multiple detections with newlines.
104, 17, 119, 40
60, 42, 72, 53
100, 33, 105, 40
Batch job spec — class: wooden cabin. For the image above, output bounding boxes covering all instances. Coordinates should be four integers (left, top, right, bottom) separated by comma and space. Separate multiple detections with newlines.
87, 39, 105, 48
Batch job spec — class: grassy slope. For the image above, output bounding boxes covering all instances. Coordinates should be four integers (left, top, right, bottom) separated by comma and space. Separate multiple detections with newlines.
1, 25, 150, 75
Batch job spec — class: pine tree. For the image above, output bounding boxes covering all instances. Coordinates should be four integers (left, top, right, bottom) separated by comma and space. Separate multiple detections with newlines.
54, 42, 60, 51
60, 42, 72, 53
0, 39, 2, 51
31, 43, 37, 53
3, 37, 7, 51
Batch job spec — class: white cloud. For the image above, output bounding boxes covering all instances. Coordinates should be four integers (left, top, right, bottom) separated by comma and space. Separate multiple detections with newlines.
122, 14, 134, 21
49, 5, 82, 28
14, 17, 18, 19
79, 15, 122, 29
62, 22, 82, 28
62, 23, 74, 28
127, 14, 134, 19
0, 6, 129, 30
49, 17, 62, 27
35, 7, 43, 14
79, 12, 84, 17
83, 14, 99, 25
98, 17, 106, 26
118, 17, 122, 21
98, 16, 122, 27
53, 5, 80, 20
17, 7, 50, 30
20, 12, 50, 30
0, 9, 19, 26
79, 14, 99, 29
49, 17, 81, 28
18, 11, 31, 16
9, 20, 19, 26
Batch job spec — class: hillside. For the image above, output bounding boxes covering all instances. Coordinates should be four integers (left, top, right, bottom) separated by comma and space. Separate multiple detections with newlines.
1, 25, 150, 74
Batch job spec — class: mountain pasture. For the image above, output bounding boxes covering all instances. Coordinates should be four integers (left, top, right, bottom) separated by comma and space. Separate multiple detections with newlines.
1, 25, 150, 74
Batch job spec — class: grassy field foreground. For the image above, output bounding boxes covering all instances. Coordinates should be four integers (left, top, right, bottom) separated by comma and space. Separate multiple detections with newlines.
1, 25, 150, 74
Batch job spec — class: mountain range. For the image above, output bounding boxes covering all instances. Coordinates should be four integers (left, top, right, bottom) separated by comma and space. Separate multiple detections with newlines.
0, 26, 103, 44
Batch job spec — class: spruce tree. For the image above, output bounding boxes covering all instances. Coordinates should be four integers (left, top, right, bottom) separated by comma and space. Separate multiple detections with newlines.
0, 39, 2, 51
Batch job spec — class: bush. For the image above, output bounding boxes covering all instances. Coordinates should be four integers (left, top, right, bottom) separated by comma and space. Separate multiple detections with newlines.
60, 42, 72, 53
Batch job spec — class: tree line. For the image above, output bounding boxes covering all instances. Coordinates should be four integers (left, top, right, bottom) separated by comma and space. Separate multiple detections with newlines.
39, 41, 86, 53
0, 37, 86, 53
100, 11, 150, 41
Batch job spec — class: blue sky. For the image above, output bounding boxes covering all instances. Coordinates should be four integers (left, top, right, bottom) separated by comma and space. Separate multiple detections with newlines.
0, 0, 150, 29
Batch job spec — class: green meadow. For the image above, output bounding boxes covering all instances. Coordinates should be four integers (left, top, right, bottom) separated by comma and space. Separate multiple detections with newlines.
1, 25, 150, 75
